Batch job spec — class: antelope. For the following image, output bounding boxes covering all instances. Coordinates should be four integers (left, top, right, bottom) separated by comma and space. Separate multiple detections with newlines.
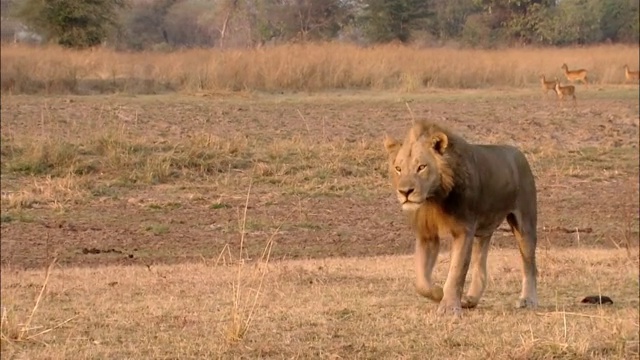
624, 65, 639, 82
539, 75, 556, 96
554, 77, 576, 106
561, 63, 588, 87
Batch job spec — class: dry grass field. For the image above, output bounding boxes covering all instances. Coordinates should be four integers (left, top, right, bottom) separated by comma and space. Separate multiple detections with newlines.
1, 44, 639, 359
1, 249, 638, 359
1, 43, 638, 94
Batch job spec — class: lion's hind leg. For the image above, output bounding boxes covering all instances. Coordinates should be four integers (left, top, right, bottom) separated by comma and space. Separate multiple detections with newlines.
507, 212, 538, 309
461, 235, 492, 309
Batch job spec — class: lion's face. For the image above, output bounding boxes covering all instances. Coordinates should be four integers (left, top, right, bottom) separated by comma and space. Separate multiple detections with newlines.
384, 131, 450, 212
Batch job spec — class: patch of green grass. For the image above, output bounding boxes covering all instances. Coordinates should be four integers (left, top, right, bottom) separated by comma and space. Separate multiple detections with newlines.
210, 202, 231, 210
0, 211, 36, 224
4, 141, 80, 176
3, 133, 256, 184
583, 86, 640, 100
147, 202, 182, 211
243, 220, 267, 232
295, 222, 324, 230
537, 146, 639, 178
145, 224, 170, 235
164, 202, 182, 210
90, 184, 121, 198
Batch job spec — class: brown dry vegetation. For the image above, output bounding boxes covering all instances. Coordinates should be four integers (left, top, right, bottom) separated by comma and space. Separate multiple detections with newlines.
1, 43, 639, 94
1, 248, 638, 358
0, 58, 639, 357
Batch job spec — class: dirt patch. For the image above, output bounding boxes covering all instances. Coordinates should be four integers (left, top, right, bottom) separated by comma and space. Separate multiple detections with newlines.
1, 89, 638, 269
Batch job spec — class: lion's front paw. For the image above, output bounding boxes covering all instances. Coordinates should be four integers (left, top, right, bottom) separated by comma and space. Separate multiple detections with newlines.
461, 295, 479, 309
515, 297, 538, 309
416, 285, 444, 302
436, 299, 462, 317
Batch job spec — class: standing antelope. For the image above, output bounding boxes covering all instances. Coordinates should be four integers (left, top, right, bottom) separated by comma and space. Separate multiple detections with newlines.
624, 65, 639, 82
539, 75, 556, 96
554, 77, 576, 106
561, 63, 589, 87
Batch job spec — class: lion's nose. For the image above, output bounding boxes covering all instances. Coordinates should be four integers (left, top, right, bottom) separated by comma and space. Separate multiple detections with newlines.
398, 188, 414, 198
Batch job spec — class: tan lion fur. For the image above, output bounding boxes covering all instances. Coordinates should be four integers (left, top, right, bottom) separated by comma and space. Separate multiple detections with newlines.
383, 120, 539, 316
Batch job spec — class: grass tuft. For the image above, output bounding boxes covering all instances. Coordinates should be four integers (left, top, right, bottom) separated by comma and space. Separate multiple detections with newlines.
1, 259, 77, 347
225, 180, 278, 344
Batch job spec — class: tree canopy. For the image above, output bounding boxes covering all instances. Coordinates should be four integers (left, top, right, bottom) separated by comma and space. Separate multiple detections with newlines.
15, 0, 126, 48
9, 0, 639, 49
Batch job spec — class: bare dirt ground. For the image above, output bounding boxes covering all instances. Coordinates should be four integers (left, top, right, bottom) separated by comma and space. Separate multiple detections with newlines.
1, 87, 638, 269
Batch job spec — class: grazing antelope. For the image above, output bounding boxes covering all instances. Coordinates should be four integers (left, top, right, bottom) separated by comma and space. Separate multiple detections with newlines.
624, 65, 639, 82
561, 63, 589, 87
554, 77, 576, 106
539, 75, 556, 96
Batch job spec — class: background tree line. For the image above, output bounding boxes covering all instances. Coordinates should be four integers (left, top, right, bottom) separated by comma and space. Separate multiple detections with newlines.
2, 0, 639, 50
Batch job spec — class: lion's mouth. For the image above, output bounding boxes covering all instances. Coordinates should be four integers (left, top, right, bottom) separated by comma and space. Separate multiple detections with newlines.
401, 200, 422, 211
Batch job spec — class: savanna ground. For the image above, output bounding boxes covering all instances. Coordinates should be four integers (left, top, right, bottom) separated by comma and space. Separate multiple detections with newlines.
1, 44, 639, 359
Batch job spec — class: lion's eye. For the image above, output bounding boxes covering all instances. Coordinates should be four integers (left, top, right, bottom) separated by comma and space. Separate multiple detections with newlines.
417, 165, 427, 172
394, 166, 401, 173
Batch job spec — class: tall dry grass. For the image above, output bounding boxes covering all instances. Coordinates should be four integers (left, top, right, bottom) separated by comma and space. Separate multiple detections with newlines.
1, 42, 638, 94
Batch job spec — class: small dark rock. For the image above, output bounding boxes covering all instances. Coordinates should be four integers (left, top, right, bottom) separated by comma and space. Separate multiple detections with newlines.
581, 295, 613, 305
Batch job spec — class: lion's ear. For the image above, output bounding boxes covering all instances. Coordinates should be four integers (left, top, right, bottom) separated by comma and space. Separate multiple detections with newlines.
431, 132, 448, 155
383, 134, 400, 154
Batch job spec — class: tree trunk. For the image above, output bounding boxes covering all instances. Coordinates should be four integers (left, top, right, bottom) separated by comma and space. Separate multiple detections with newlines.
218, 0, 239, 49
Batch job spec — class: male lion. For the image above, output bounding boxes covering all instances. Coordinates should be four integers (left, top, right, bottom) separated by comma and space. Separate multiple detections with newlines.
383, 120, 538, 316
